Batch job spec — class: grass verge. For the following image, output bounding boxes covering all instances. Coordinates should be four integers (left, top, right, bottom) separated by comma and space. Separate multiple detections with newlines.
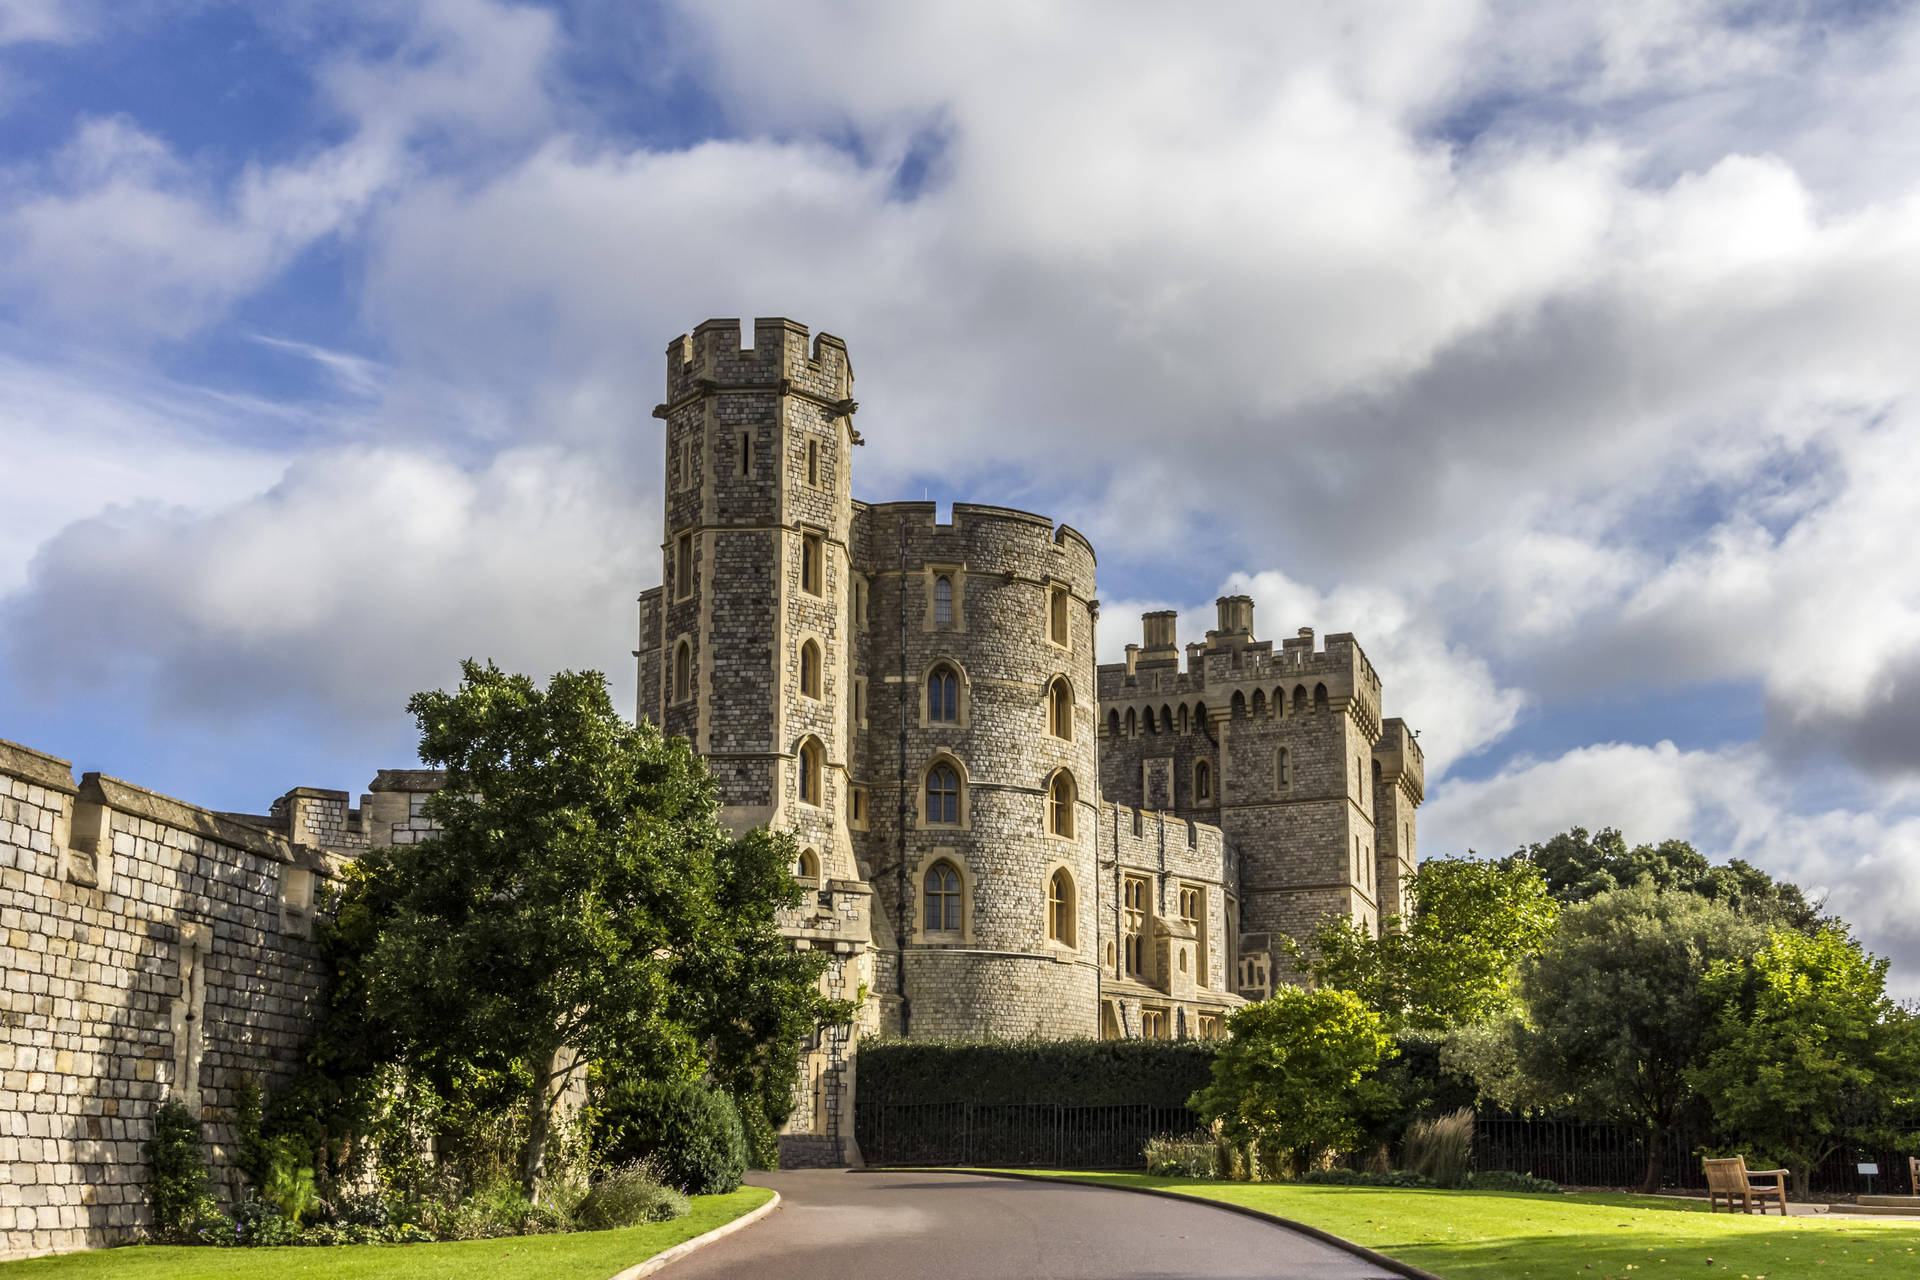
991, 1170, 1920, 1280
0, 1186, 774, 1280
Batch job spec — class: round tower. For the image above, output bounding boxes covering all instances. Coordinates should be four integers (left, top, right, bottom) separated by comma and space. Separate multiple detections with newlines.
857, 502, 1102, 1039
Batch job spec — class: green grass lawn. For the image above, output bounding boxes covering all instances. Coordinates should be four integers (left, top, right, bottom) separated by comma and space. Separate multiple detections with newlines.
0, 1187, 773, 1280
1010, 1171, 1920, 1280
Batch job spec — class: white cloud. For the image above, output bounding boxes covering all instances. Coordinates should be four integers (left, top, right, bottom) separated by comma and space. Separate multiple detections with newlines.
2, 444, 655, 727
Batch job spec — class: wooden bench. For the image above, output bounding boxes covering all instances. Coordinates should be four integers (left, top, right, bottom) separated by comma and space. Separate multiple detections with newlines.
1704, 1156, 1788, 1214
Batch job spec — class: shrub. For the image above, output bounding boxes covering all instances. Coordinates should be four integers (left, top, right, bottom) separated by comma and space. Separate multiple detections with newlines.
1299, 1168, 1436, 1188
144, 1098, 217, 1243
1143, 1132, 1220, 1178
1401, 1108, 1474, 1188
575, 1160, 692, 1230
1465, 1169, 1560, 1193
231, 1198, 300, 1247
598, 1079, 748, 1195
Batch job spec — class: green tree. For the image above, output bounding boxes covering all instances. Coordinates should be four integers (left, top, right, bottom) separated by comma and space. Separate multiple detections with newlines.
1189, 987, 1394, 1176
1512, 827, 1821, 929
348, 660, 843, 1198
1512, 886, 1765, 1193
1692, 926, 1911, 1198
1305, 856, 1559, 1030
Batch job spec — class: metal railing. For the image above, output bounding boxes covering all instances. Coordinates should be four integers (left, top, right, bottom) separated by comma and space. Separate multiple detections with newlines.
856, 1101, 1201, 1169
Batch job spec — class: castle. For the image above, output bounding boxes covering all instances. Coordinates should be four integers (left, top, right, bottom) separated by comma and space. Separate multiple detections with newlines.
0, 316, 1424, 1255
632, 317, 1424, 1163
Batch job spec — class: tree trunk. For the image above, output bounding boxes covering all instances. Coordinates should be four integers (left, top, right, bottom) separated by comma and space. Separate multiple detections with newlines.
521, 1047, 561, 1201
1640, 1124, 1662, 1195
1793, 1165, 1809, 1202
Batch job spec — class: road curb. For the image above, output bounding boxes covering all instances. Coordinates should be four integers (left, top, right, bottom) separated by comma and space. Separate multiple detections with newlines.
607, 1188, 781, 1280
862, 1168, 1447, 1280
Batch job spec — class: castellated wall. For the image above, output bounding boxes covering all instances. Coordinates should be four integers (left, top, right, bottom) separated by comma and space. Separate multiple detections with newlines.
854, 502, 1102, 1041
0, 742, 336, 1259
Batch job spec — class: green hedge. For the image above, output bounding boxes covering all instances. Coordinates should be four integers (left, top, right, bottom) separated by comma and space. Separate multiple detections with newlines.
858, 1038, 1221, 1108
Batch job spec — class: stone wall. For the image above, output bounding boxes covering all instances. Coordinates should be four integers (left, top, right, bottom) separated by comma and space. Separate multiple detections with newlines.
0, 741, 336, 1260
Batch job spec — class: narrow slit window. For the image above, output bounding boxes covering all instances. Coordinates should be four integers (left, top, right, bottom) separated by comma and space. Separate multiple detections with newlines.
676, 532, 694, 599
801, 533, 824, 596
800, 640, 822, 698
1049, 585, 1069, 646
933, 574, 953, 624
806, 438, 820, 486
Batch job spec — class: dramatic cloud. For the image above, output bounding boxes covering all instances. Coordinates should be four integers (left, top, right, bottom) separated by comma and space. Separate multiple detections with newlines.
3, 0, 1919, 959
3, 444, 654, 725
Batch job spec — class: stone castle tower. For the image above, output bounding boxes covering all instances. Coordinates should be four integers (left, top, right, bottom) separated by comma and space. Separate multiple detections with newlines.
633, 318, 1424, 1164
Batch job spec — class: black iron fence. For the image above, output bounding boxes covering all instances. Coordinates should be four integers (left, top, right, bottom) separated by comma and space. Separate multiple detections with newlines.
856, 1101, 1201, 1169
1475, 1117, 1918, 1195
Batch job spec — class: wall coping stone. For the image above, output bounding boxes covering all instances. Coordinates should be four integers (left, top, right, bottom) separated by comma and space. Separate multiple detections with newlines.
368, 769, 447, 793
0, 738, 79, 795
78, 773, 327, 870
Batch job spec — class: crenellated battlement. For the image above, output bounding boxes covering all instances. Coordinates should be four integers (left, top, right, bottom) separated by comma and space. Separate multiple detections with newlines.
661, 316, 853, 409
860, 500, 1098, 590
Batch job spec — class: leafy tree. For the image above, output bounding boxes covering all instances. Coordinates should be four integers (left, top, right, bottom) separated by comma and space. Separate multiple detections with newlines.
1512, 827, 1821, 930
1692, 926, 1915, 1198
1189, 987, 1394, 1176
1512, 886, 1765, 1193
345, 660, 844, 1198
1304, 856, 1559, 1030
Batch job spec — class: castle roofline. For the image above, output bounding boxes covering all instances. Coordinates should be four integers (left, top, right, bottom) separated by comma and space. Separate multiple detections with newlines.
860, 501, 1098, 563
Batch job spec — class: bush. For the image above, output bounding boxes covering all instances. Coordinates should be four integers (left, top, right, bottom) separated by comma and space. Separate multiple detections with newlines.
231, 1198, 300, 1247
144, 1098, 217, 1243
1402, 1108, 1474, 1188
263, 1137, 319, 1224
733, 1093, 781, 1171
860, 1038, 1220, 1106
575, 1160, 692, 1230
598, 1079, 748, 1195
1465, 1169, 1560, 1193
1299, 1168, 1437, 1188
1143, 1132, 1220, 1178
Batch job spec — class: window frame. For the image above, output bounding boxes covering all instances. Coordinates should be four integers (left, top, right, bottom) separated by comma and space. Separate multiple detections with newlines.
923, 859, 962, 934
799, 638, 823, 699
1046, 582, 1071, 649
672, 637, 693, 704
1047, 676, 1073, 740
1193, 758, 1213, 806
797, 737, 825, 807
1045, 867, 1076, 948
800, 531, 825, 597
1046, 769, 1076, 839
675, 531, 695, 600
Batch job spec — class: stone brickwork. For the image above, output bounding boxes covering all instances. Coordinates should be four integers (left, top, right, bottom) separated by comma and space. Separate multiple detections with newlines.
0, 742, 331, 1259
1098, 598, 1423, 970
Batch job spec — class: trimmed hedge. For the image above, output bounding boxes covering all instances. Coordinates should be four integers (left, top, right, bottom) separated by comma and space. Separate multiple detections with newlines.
858, 1038, 1221, 1107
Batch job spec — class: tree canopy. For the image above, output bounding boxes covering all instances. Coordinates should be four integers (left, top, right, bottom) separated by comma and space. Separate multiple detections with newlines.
1510, 827, 1822, 930
1302, 856, 1559, 1031
1692, 926, 1917, 1197
336, 660, 846, 1197
1512, 885, 1766, 1193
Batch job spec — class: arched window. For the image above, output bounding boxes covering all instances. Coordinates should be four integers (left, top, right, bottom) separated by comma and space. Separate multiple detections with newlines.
1293, 684, 1308, 715
933, 575, 953, 624
798, 738, 824, 806
926, 762, 961, 825
1107, 709, 1122, 738
928, 664, 959, 722
1047, 869, 1074, 946
1194, 759, 1213, 804
1251, 689, 1266, 717
924, 860, 961, 932
1314, 682, 1329, 712
1231, 691, 1247, 718
1048, 771, 1076, 838
1161, 704, 1173, 733
794, 848, 819, 881
1049, 678, 1073, 740
1277, 746, 1290, 786
1275, 687, 1289, 718
800, 639, 822, 698
1049, 585, 1070, 646
1178, 704, 1190, 734
1125, 707, 1137, 736
1144, 705, 1157, 735
673, 640, 692, 703
801, 532, 823, 596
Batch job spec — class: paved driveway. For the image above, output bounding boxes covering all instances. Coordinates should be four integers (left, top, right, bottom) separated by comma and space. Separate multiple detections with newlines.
669, 1169, 1401, 1279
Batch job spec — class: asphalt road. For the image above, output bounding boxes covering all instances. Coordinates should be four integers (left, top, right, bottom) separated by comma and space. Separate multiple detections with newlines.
667, 1169, 1402, 1280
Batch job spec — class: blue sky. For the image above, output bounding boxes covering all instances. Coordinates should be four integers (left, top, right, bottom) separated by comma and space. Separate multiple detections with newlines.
3, 0, 1919, 988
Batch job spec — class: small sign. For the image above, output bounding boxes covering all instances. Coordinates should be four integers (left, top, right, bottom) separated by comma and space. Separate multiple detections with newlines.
1859, 1163, 1880, 1176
